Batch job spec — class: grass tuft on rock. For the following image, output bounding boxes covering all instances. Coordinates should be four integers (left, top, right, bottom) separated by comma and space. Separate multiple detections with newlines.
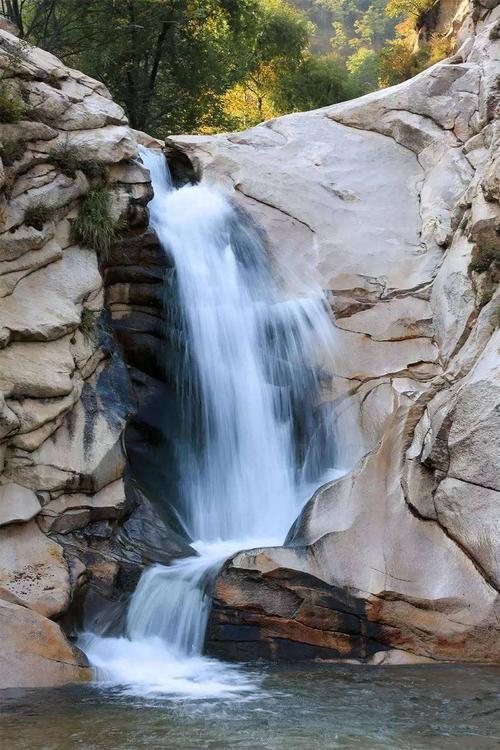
0, 85, 25, 123
49, 147, 107, 181
24, 203, 56, 230
0, 140, 25, 165
80, 307, 100, 342
72, 187, 119, 257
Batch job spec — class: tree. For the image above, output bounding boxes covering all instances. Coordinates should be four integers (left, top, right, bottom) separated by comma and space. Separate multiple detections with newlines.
385, 0, 434, 20
377, 35, 427, 85
346, 46, 378, 92
271, 54, 356, 113
4, 0, 315, 135
0, 0, 69, 41
30, 0, 261, 135
234, 0, 312, 121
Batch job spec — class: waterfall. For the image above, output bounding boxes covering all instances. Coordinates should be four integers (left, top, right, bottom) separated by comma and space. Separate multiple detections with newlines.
81, 148, 350, 697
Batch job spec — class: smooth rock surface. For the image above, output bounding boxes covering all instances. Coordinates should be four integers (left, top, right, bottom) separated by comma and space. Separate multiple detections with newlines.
0, 482, 41, 526
0, 599, 90, 689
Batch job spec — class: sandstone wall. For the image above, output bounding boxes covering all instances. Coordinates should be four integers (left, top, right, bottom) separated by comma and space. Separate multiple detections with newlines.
0, 29, 193, 688
168, 0, 500, 663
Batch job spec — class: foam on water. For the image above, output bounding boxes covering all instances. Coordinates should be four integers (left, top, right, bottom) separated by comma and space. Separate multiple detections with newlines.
81, 634, 261, 700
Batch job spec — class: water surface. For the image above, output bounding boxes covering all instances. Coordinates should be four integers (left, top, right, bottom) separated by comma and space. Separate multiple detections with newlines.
1, 663, 499, 749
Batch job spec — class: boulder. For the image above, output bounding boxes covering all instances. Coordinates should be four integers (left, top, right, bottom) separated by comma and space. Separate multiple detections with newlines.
0, 599, 90, 689
0, 336, 75, 398
3, 170, 88, 234
0, 520, 70, 617
172, 116, 425, 296
430, 230, 476, 361
0, 221, 55, 262
446, 331, 500, 491
0, 238, 63, 299
34, 125, 137, 164
0, 482, 41, 526
0, 246, 102, 345
335, 297, 433, 341
0, 391, 19, 439
39, 478, 128, 534
7, 389, 79, 436
21, 78, 127, 130
434, 477, 500, 587
5, 365, 130, 492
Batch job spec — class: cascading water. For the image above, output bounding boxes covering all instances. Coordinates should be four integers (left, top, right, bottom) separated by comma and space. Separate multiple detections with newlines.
81, 148, 354, 698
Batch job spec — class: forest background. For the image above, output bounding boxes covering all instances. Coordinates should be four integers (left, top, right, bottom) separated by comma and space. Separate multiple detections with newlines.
0, 0, 451, 135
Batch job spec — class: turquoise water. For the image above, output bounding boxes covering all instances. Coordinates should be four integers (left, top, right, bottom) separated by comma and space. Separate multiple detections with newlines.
1, 663, 499, 749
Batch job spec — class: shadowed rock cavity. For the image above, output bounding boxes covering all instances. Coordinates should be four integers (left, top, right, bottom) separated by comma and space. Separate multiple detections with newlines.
164, 140, 199, 186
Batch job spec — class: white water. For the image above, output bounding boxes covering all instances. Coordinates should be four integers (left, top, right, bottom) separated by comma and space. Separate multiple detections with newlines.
82, 148, 352, 698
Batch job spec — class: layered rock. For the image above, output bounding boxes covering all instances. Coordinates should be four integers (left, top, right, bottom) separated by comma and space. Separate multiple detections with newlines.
166, 0, 499, 663
0, 29, 190, 688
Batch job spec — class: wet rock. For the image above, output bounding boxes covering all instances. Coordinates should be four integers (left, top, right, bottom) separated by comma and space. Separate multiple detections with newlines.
56, 481, 194, 637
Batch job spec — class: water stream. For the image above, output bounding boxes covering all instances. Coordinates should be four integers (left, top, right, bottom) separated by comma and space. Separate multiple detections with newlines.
81, 148, 349, 697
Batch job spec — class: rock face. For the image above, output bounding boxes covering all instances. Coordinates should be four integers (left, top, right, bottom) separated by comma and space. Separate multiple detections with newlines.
168, 0, 500, 663
0, 29, 191, 688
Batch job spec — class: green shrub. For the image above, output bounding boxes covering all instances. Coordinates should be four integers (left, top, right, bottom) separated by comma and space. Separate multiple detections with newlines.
72, 187, 119, 257
0, 85, 25, 123
49, 147, 107, 181
0, 141, 25, 165
24, 203, 56, 230
80, 160, 107, 181
469, 248, 500, 274
80, 307, 100, 342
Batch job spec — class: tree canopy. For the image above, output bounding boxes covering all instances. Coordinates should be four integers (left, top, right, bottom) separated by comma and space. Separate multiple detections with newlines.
0, 0, 449, 135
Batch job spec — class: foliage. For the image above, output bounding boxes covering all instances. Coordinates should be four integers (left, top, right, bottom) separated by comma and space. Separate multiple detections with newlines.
0, 85, 25, 123
378, 11, 452, 87
49, 147, 107, 181
385, 0, 434, 20
272, 54, 358, 112
2, 0, 455, 133
220, 75, 279, 132
0, 140, 25, 165
296, 0, 451, 95
346, 46, 379, 92
426, 32, 453, 66
80, 307, 100, 342
315, 0, 399, 56
378, 36, 427, 86
213, 0, 312, 129
8, 0, 312, 136
24, 203, 56, 230
71, 187, 119, 257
